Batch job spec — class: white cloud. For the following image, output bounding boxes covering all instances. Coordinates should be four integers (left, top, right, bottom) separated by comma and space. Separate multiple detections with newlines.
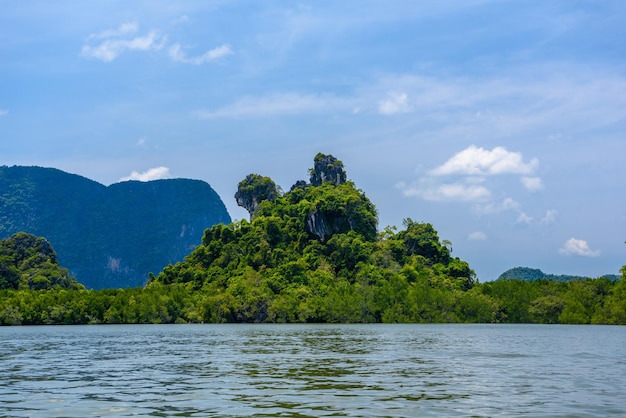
431, 145, 539, 176
468, 231, 487, 241
516, 212, 533, 224
474, 197, 520, 215
403, 145, 543, 225
0, 109, 7, 116
168, 43, 233, 65
435, 183, 491, 201
196, 92, 353, 119
541, 209, 559, 225
87, 22, 138, 40
559, 238, 600, 257
378, 91, 411, 115
82, 23, 231, 64
82, 23, 165, 62
402, 182, 491, 202
521, 176, 544, 192
119, 166, 171, 182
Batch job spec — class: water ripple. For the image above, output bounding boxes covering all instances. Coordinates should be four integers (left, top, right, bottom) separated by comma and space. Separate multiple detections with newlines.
1, 324, 625, 417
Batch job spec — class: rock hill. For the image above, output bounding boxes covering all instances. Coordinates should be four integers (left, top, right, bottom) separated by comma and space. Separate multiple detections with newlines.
498, 266, 619, 282
0, 166, 230, 288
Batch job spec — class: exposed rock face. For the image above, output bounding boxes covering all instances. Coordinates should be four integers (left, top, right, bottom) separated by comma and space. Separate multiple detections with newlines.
309, 153, 347, 186
235, 174, 280, 220
0, 166, 231, 289
289, 180, 308, 192
235, 193, 261, 220
305, 209, 359, 242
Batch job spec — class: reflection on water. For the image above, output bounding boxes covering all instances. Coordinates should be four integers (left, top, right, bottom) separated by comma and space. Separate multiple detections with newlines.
1, 324, 626, 417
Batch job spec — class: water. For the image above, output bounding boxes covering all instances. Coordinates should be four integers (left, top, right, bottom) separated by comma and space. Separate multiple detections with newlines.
1, 324, 625, 417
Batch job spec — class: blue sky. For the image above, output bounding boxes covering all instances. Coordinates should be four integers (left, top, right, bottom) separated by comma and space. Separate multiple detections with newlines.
1, 0, 625, 280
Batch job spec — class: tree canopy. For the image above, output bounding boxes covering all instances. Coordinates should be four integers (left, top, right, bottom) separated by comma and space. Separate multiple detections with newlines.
0, 232, 84, 291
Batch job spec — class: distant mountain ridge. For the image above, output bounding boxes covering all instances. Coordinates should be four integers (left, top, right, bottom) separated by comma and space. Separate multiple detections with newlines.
0, 166, 231, 288
498, 266, 619, 282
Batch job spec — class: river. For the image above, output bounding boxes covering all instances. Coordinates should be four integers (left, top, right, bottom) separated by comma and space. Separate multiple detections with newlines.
1, 324, 625, 417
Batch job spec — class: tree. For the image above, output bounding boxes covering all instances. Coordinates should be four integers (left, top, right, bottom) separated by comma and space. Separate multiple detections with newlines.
0, 232, 83, 290
234, 174, 281, 220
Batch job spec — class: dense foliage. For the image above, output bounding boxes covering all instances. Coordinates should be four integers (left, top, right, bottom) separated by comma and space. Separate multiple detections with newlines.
2, 274, 625, 326
0, 232, 84, 291
0, 166, 230, 288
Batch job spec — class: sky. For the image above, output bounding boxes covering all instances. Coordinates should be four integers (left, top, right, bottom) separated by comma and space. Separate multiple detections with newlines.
1, 0, 625, 281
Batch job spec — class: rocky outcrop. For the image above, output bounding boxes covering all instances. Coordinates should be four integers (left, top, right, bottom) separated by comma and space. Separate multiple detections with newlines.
235, 174, 280, 220
309, 153, 347, 186
235, 153, 376, 243
305, 209, 360, 242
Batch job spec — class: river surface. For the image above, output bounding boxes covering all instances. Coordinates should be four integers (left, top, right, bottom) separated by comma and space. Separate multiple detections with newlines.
1, 324, 625, 417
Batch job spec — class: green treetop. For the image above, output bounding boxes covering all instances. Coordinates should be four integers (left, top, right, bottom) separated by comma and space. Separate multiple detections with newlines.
0, 232, 84, 290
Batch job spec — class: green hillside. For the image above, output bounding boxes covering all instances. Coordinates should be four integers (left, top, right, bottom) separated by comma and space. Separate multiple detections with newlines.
0, 232, 83, 291
150, 153, 476, 322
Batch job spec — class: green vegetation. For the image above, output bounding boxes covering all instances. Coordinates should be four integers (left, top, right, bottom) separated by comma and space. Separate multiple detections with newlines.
1, 154, 624, 325
2, 270, 625, 326
0, 166, 230, 288
499, 266, 620, 282
0, 232, 84, 291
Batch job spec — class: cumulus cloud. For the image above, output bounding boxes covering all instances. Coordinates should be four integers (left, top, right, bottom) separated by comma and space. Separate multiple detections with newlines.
168, 43, 233, 64
81, 22, 164, 62
559, 238, 600, 257
521, 176, 544, 192
431, 145, 539, 176
468, 231, 487, 241
119, 166, 171, 182
400, 145, 545, 226
378, 91, 411, 115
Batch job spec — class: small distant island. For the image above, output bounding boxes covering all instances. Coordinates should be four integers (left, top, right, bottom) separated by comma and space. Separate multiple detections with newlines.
1, 153, 625, 325
499, 267, 620, 282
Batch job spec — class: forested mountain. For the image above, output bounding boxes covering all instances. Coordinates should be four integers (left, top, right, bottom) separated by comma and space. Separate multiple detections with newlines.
0, 166, 230, 288
150, 153, 477, 322
498, 267, 619, 282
